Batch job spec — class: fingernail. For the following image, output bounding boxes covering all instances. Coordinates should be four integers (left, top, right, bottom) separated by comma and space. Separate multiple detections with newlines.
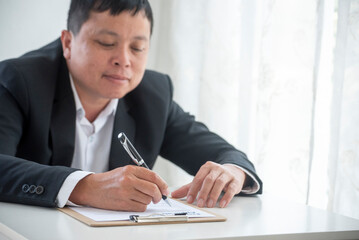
187, 195, 193, 203
208, 199, 214, 208
198, 198, 204, 208
164, 188, 170, 196
220, 200, 227, 208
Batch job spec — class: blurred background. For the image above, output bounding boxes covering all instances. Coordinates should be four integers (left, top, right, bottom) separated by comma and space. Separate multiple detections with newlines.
0, 0, 358, 219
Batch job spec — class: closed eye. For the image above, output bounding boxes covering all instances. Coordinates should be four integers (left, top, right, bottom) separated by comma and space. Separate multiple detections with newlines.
96, 40, 115, 47
132, 47, 144, 52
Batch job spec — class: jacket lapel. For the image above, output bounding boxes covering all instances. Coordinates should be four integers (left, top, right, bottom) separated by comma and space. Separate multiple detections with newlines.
109, 98, 136, 170
50, 59, 76, 167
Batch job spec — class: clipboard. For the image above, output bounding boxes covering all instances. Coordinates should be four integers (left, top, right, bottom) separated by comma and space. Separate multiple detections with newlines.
58, 199, 226, 227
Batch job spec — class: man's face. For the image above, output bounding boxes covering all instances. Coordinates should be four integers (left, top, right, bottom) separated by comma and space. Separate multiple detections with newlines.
61, 10, 151, 103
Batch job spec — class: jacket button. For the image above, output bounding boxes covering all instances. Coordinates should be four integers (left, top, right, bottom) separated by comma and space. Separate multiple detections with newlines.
29, 185, 36, 194
22, 184, 30, 193
36, 186, 44, 195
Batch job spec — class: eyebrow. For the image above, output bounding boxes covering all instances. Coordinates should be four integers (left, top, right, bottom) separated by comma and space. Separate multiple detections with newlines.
96, 29, 148, 42
97, 29, 118, 37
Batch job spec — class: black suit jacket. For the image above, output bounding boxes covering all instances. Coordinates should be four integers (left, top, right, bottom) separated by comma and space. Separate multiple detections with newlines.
0, 39, 262, 207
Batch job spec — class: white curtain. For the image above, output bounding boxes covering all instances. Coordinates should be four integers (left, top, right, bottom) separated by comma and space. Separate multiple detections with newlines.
149, 0, 359, 220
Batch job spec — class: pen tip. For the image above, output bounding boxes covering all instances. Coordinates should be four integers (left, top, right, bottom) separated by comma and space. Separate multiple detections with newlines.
163, 198, 171, 207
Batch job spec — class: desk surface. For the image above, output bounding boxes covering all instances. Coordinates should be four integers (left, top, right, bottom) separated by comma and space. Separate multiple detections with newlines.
0, 194, 359, 240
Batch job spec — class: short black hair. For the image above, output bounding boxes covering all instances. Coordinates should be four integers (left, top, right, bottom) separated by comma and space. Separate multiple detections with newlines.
67, 0, 153, 36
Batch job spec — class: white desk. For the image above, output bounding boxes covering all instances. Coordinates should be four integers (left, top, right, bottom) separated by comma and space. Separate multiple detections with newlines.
0, 194, 358, 240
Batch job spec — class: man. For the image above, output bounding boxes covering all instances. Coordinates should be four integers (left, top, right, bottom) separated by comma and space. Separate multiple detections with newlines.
0, 0, 262, 212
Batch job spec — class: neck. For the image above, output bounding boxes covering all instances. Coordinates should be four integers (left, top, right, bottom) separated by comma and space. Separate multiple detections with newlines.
70, 75, 111, 123
82, 98, 110, 123
74, 86, 110, 123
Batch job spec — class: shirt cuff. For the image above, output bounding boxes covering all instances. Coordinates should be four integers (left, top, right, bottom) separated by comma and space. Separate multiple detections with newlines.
223, 164, 260, 194
56, 171, 93, 208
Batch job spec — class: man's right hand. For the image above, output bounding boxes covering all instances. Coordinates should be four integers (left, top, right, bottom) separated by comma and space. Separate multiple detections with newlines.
68, 165, 169, 212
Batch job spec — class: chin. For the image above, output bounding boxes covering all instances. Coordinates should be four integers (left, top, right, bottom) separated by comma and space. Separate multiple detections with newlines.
104, 91, 130, 100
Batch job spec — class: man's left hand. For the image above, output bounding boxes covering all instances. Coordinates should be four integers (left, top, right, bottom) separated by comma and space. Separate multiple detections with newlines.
171, 161, 246, 208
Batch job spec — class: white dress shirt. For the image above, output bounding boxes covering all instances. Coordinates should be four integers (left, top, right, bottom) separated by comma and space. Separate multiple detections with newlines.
56, 76, 118, 207
56, 76, 259, 207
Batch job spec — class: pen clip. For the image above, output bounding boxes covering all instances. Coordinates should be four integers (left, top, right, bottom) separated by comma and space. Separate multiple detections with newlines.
118, 132, 147, 167
120, 136, 139, 164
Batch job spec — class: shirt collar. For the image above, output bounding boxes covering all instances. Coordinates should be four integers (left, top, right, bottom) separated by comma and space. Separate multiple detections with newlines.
69, 74, 118, 121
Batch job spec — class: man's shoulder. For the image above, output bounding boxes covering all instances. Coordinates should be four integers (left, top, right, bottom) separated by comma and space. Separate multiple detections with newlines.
143, 69, 168, 80
0, 39, 64, 106
141, 69, 172, 92
0, 39, 63, 77
126, 70, 173, 105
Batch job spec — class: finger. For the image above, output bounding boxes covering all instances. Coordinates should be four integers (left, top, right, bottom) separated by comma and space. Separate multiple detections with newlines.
196, 170, 222, 207
134, 177, 163, 203
134, 167, 169, 197
186, 165, 211, 204
206, 173, 230, 208
219, 181, 239, 208
171, 183, 191, 199
129, 188, 154, 205
123, 199, 148, 212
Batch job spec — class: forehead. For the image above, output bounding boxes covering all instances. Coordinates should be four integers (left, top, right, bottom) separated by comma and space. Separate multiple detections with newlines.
81, 10, 151, 38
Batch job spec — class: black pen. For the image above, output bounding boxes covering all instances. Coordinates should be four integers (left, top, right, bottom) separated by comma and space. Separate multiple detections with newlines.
118, 132, 171, 207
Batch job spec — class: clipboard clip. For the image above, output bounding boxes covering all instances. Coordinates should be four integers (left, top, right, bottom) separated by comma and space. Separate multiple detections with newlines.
129, 213, 189, 223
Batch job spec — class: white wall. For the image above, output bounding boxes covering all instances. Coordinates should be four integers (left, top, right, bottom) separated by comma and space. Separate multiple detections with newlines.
0, 0, 70, 61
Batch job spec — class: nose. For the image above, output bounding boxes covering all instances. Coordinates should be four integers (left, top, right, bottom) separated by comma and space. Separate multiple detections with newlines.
112, 48, 130, 67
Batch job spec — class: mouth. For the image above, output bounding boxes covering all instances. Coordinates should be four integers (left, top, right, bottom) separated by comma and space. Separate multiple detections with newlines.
102, 74, 130, 83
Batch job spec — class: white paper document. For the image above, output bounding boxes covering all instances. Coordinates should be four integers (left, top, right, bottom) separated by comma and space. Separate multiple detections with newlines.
70, 198, 214, 222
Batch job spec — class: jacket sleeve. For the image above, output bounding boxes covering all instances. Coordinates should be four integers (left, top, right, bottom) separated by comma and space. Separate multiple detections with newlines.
159, 76, 263, 194
0, 61, 77, 207
0, 154, 77, 207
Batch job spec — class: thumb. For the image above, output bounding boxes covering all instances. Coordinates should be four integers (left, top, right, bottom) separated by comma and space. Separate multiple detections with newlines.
171, 183, 191, 198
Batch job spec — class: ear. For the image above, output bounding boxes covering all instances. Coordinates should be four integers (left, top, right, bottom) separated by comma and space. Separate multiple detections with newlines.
61, 30, 73, 60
